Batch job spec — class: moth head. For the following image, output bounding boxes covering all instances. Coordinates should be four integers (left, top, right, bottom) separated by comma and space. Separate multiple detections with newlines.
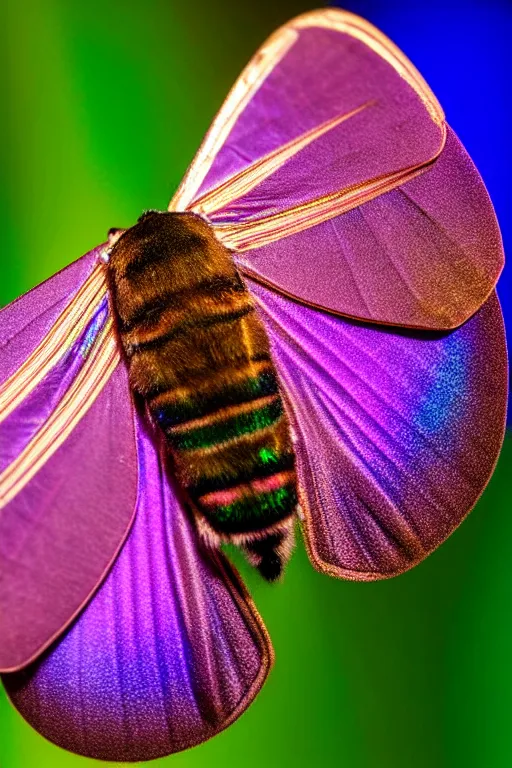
137, 209, 163, 224
107, 210, 215, 274
107, 227, 126, 248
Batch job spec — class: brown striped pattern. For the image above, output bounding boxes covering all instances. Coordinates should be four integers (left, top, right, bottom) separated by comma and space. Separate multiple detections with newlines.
108, 211, 297, 579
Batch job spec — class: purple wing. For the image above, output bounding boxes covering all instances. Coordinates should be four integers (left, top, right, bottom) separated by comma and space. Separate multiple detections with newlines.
0, 247, 138, 671
170, 9, 503, 329
3, 411, 272, 762
233, 127, 503, 331
1, 248, 99, 379
249, 279, 507, 579
173, 10, 443, 209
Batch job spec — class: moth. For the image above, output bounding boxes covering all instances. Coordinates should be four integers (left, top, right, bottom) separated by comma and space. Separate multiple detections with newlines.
107, 211, 298, 581
0, 9, 507, 763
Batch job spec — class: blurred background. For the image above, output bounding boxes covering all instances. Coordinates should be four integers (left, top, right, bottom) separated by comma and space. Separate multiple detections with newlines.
0, 1, 510, 766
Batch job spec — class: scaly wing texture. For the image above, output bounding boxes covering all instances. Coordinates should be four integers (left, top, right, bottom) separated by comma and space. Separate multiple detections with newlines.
249, 279, 507, 579
3, 412, 272, 762
234, 127, 503, 331
0, 247, 138, 671
170, 10, 502, 329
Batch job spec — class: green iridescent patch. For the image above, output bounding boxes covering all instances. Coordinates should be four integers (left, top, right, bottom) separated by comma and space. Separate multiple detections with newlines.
170, 400, 283, 451
208, 484, 297, 534
258, 446, 279, 466
154, 370, 278, 429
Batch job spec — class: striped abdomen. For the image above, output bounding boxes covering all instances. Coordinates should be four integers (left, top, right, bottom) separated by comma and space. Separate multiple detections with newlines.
107, 211, 297, 579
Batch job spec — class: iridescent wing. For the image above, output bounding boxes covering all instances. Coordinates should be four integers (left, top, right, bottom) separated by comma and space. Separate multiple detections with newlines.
2, 410, 272, 762
249, 278, 507, 579
170, 9, 503, 330
0, 246, 138, 671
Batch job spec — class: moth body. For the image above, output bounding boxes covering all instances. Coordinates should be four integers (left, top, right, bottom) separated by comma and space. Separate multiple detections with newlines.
107, 211, 297, 579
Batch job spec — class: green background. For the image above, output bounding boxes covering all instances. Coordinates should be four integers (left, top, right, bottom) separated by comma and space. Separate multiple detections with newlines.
0, 2, 510, 767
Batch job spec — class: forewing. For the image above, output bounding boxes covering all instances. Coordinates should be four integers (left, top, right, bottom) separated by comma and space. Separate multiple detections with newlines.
170, 10, 502, 329
3, 411, 272, 762
233, 127, 503, 331
1, 247, 101, 378
171, 9, 444, 211
0, 248, 138, 671
249, 279, 507, 580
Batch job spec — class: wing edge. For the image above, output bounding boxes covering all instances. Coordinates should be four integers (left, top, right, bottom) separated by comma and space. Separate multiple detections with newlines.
0, 377, 139, 674
295, 291, 508, 581
169, 7, 444, 213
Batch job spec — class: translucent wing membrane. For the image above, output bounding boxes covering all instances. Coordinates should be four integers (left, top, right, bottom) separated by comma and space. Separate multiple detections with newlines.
3, 412, 272, 762
0, 247, 138, 671
250, 279, 507, 579
170, 9, 503, 329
